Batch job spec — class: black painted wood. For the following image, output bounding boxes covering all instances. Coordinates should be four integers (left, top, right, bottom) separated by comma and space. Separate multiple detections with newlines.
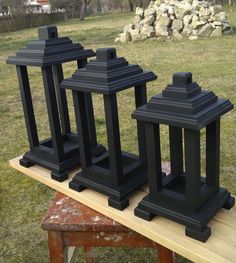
133, 72, 235, 242
42, 66, 64, 162
7, 26, 105, 182
52, 64, 71, 134
72, 91, 92, 170
169, 126, 183, 176
145, 123, 162, 199
135, 84, 147, 162
206, 119, 220, 190
66, 48, 157, 210
104, 94, 123, 186
16, 66, 39, 149
184, 129, 201, 211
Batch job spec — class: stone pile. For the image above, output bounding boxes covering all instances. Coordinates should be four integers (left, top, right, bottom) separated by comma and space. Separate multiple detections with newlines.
115, 0, 232, 42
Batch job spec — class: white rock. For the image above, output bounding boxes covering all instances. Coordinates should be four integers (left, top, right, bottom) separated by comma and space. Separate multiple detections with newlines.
158, 15, 171, 26
134, 15, 142, 24
198, 23, 214, 37
118, 31, 132, 43
189, 35, 198, 40
213, 21, 222, 26
182, 24, 193, 35
155, 25, 169, 36
210, 26, 222, 37
141, 15, 156, 26
167, 6, 175, 15
141, 25, 156, 38
135, 7, 144, 17
214, 12, 227, 22
144, 8, 156, 17
115, 0, 231, 41
172, 19, 184, 31
130, 28, 140, 41
183, 14, 192, 25
123, 23, 134, 32
172, 29, 183, 39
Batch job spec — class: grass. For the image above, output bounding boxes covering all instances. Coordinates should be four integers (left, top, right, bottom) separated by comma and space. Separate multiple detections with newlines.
0, 8, 236, 262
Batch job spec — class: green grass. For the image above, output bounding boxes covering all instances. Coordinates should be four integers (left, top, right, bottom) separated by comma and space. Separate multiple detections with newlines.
1, 9, 236, 262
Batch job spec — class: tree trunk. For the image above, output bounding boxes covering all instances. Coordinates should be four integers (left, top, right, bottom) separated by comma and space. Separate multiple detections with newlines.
80, 0, 86, 21
128, 0, 134, 11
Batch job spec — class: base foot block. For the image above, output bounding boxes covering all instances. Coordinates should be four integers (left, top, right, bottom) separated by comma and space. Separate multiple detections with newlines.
69, 180, 87, 192
20, 157, 34, 168
185, 226, 211, 242
134, 206, 155, 221
108, 197, 129, 211
51, 171, 68, 182
223, 195, 235, 210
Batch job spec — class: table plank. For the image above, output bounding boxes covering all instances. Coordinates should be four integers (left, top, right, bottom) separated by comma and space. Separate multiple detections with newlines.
9, 156, 236, 263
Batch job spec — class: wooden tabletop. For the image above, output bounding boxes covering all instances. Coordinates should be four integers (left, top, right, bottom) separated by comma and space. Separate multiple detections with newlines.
10, 156, 236, 263
42, 192, 129, 232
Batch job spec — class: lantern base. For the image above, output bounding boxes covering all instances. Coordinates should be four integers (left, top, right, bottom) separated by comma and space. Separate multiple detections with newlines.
20, 133, 106, 182
134, 187, 234, 242
69, 151, 147, 210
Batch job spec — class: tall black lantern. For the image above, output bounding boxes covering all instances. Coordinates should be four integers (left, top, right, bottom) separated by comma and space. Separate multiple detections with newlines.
6, 26, 105, 182
132, 72, 235, 242
61, 48, 157, 210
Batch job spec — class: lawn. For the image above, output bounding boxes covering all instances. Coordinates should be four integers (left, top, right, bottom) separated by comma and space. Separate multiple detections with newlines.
0, 8, 236, 263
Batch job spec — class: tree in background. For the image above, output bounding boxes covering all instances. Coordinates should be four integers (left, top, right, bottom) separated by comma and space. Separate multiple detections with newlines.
0, 0, 25, 16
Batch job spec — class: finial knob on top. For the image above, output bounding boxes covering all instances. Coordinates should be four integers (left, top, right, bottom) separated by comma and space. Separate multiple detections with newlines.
96, 48, 117, 62
173, 72, 192, 87
38, 26, 58, 40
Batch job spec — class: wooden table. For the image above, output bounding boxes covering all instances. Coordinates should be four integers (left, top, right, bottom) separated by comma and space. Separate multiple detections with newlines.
42, 192, 176, 263
10, 156, 236, 263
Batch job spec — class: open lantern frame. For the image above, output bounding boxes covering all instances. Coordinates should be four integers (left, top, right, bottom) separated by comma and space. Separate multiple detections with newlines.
132, 72, 235, 242
61, 48, 157, 210
6, 26, 105, 182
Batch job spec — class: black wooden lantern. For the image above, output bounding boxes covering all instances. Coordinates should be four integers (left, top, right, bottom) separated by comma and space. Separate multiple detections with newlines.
6, 26, 105, 182
61, 48, 157, 210
132, 72, 235, 242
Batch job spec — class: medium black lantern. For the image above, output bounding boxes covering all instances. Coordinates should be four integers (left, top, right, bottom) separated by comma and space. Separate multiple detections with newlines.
6, 26, 105, 182
132, 72, 235, 242
61, 48, 157, 210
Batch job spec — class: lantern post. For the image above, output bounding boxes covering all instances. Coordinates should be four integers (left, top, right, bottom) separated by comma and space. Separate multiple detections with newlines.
132, 72, 235, 242
61, 48, 157, 210
6, 26, 105, 182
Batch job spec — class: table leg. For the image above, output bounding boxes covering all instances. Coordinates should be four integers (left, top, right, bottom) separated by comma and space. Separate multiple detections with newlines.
156, 244, 175, 263
48, 231, 66, 263
84, 247, 95, 263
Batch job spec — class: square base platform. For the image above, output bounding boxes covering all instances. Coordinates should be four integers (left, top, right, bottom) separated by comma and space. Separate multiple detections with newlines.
134, 187, 235, 242
20, 133, 106, 182
69, 151, 147, 210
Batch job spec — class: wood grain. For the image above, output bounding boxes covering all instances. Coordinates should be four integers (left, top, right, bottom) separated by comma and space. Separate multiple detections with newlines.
9, 156, 236, 263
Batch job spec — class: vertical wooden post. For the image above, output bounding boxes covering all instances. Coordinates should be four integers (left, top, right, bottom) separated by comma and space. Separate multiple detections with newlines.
103, 94, 123, 186
77, 59, 98, 148
169, 126, 183, 176
206, 119, 220, 191
16, 65, 39, 150
184, 129, 201, 211
52, 64, 71, 134
135, 84, 147, 162
42, 66, 64, 162
48, 231, 66, 263
145, 123, 163, 198
72, 91, 92, 170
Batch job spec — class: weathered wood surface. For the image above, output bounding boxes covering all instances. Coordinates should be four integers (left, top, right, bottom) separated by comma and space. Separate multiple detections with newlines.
10, 156, 236, 263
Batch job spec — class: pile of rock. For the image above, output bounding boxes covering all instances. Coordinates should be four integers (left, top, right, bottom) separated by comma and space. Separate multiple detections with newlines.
115, 0, 232, 42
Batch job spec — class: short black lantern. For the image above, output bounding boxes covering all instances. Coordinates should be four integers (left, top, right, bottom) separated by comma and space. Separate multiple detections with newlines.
61, 48, 157, 210
132, 72, 235, 242
6, 26, 105, 182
